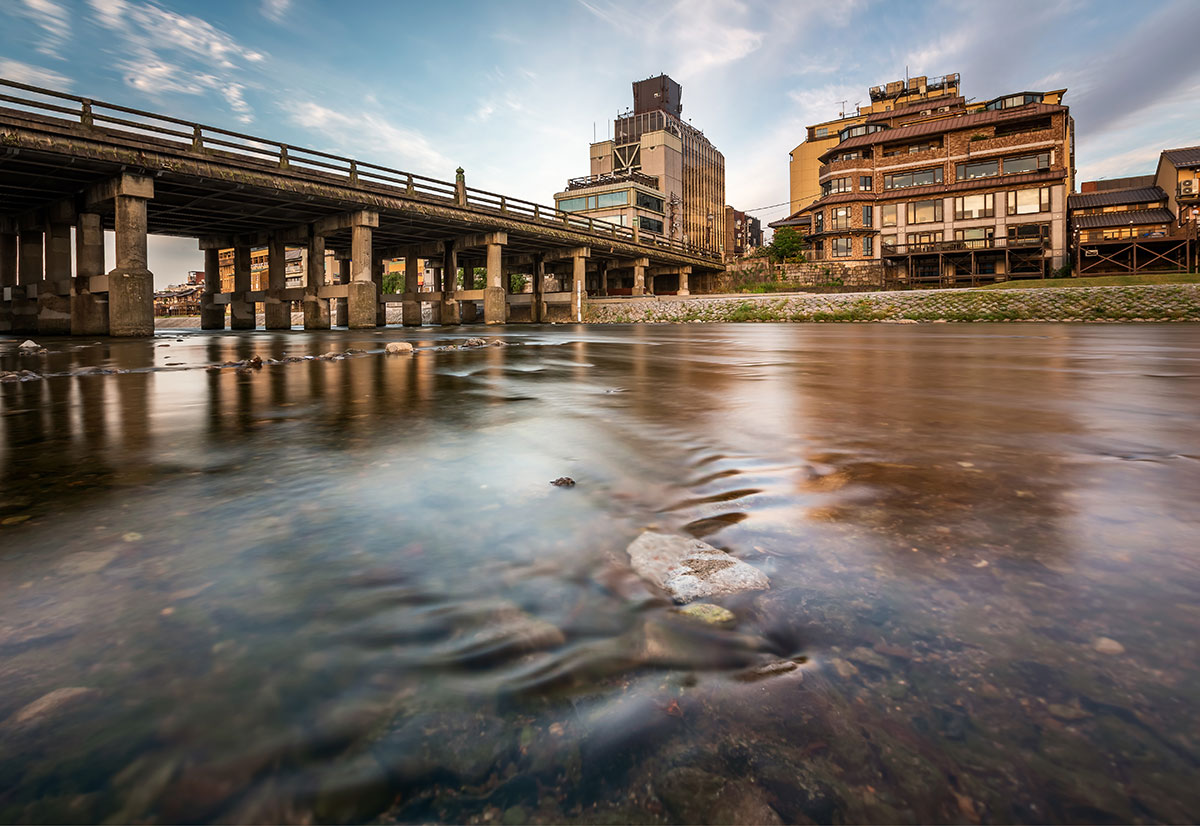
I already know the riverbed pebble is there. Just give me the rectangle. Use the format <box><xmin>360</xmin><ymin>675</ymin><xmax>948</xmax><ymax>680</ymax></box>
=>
<box><xmin>626</xmin><ymin>531</ymin><xmax>770</xmax><ymax>603</ymax></box>
<box><xmin>385</xmin><ymin>341</ymin><xmax>414</xmax><ymax>354</ymax></box>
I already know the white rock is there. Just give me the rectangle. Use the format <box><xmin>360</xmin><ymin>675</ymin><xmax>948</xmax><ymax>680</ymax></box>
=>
<box><xmin>626</xmin><ymin>531</ymin><xmax>769</xmax><ymax>603</ymax></box>
<box><xmin>18</xmin><ymin>340</ymin><xmax>41</xmax><ymax>350</ymax></box>
<box><xmin>385</xmin><ymin>341</ymin><xmax>414</xmax><ymax>354</ymax></box>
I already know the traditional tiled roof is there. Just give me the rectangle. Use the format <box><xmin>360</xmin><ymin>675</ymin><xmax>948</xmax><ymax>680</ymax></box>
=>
<box><xmin>1162</xmin><ymin>146</ymin><xmax>1200</xmax><ymax>169</ymax></box>
<box><xmin>1069</xmin><ymin>186</ymin><xmax>1167</xmax><ymax>210</ymax></box>
<box><xmin>1072</xmin><ymin>208</ymin><xmax>1175</xmax><ymax>229</ymax></box>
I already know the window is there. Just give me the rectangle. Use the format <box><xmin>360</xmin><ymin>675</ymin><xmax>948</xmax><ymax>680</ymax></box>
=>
<box><xmin>813</xmin><ymin>211</ymin><xmax>824</xmax><ymax>233</ymax></box>
<box><xmin>832</xmin><ymin>237</ymin><xmax>852</xmax><ymax>257</ymax></box>
<box><xmin>995</xmin><ymin>116</ymin><xmax>1051</xmax><ymax>137</ymax></box>
<box><xmin>882</xmin><ymin>141</ymin><xmax>940</xmax><ymax>156</ymax></box>
<box><xmin>881</xmin><ymin>204</ymin><xmax>897</xmax><ymax>227</ymax></box>
<box><xmin>860</xmin><ymin>176</ymin><xmax>873</xmax><ymax>191</ymax></box>
<box><xmin>907</xmin><ymin>199</ymin><xmax>943</xmax><ymax>224</ymax></box>
<box><xmin>814</xmin><ymin>127</ymin><xmax>828</xmax><ymax>138</ymax></box>
<box><xmin>636</xmin><ymin>192</ymin><xmax>664</xmax><ymax>212</ymax></box>
<box><xmin>558</xmin><ymin>196</ymin><xmax>587</xmax><ymax>212</ymax></box>
<box><xmin>907</xmin><ymin>231</ymin><xmax>943</xmax><ymax>251</ymax></box>
<box><xmin>1003</xmin><ymin>152</ymin><xmax>1051</xmax><ymax>175</ymax></box>
<box><xmin>862</xmin><ymin>205</ymin><xmax>873</xmax><ymax>228</ymax></box>
<box><xmin>596</xmin><ymin>191</ymin><xmax>629</xmax><ymax>208</ymax></box>
<box><xmin>884</xmin><ymin>167</ymin><xmax>943</xmax><ymax>190</ymax></box>
<box><xmin>834</xmin><ymin>149</ymin><xmax>868</xmax><ymax>162</ymax></box>
<box><xmin>1007</xmin><ymin>223</ymin><xmax>1049</xmax><ymax>244</ymax></box>
<box><xmin>953</xmin><ymin>227</ymin><xmax>994</xmax><ymax>249</ymax></box>
<box><xmin>838</xmin><ymin>123</ymin><xmax>885</xmax><ymax>141</ymax></box>
<box><xmin>985</xmin><ymin>93</ymin><xmax>1044</xmax><ymax>111</ymax></box>
<box><xmin>954</xmin><ymin>193</ymin><xmax>994</xmax><ymax>220</ymax></box>
<box><xmin>956</xmin><ymin>159</ymin><xmax>999</xmax><ymax>180</ymax></box>
<box><xmin>822</xmin><ymin>177</ymin><xmax>852</xmax><ymax>196</ymax></box>
<box><xmin>1007</xmin><ymin>187</ymin><xmax>1051</xmax><ymax>215</ymax></box>
<box><xmin>831</xmin><ymin>207</ymin><xmax>852</xmax><ymax>230</ymax></box>
<box><xmin>639</xmin><ymin>216</ymin><xmax>664</xmax><ymax>233</ymax></box>
<box><xmin>881</xmin><ymin>234</ymin><xmax>897</xmax><ymax>250</ymax></box>
<box><xmin>863</xmin><ymin>236</ymin><xmax>873</xmax><ymax>256</ymax></box>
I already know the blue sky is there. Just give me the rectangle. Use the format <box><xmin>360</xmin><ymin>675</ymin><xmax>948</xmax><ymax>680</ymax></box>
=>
<box><xmin>2</xmin><ymin>0</ymin><xmax>1199</xmax><ymax>283</ymax></box>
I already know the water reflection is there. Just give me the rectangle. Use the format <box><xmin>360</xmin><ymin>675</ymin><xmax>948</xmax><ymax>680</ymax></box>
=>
<box><xmin>1</xmin><ymin>324</ymin><xmax>1199</xmax><ymax>824</ymax></box>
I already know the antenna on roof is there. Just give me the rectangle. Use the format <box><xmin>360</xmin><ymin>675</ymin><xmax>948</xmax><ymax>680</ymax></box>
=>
<box><xmin>837</xmin><ymin>99</ymin><xmax>848</xmax><ymax>118</ymax></box>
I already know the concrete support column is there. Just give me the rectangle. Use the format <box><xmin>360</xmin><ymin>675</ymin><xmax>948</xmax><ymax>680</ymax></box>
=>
<box><xmin>460</xmin><ymin>260</ymin><xmax>479</xmax><ymax>322</ymax></box>
<box><xmin>372</xmin><ymin>253</ymin><xmax>386</xmax><ymax>326</ymax></box>
<box><xmin>230</xmin><ymin>243</ymin><xmax>254</xmax><ymax>330</ymax></box>
<box><xmin>347</xmin><ymin>220</ymin><xmax>376</xmax><ymax>329</ymax></box>
<box><xmin>72</xmin><ymin>213</ymin><xmax>109</xmax><ymax>335</ymax></box>
<box><xmin>484</xmin><ymin>241</ymin><xmax>505</xmax><ymax>325</ymax></box>
<box><xmin>440</xmin><ymin>245</ymin><xmax>460</xmax><ymax>325</ymax></box>
<box><xmin>632</xmin><ymin>263</ymin><xmax>646</xmax><ymax>296</ymax></box>
<box><xmin>13</xmin><ymin>225</ymin><xmax>43</xmax><ymax>333</ymax></box>
<box><xmin>0</xmin><ymin>230</ymin><xmax>15</xmax><ymax>332</ymax></box>
<box><xmin>401</xmin><ymin>255</ymin><xmax>421</xmax><ymax>326</ymax></box>
<box><xmin>599</xmin><ymin>260</ymin><xmax>609</xmax><ymax>296</ymax></box>
<box><xmin>200</xmin><ymin>247</ymin><xmax>225</xmax><ymax>330</ymax></box>
<box><xmin>39</xmin><ymin>208</ymin><xmax>73</xmax><ymax>334</ymax></box>
<box><xmin>335</xmin><ymin>257</ymin><xmax>350</xmax><ymax>327</ymax></box>
<box><xmin>678</xmin><ymin>266</ymin><xmax>691</xmax><ymax>296</ymax></box>
<box><xmin>264</xmin><ymin>236</ymin><xmax>290</xmax><ymax>330</ymax></box>
<box><xmin>108</xmin><ymin>194</ymin><xmax>155</xmax><ymax>336</ymax></box>
<box><xmin>531</xmin><ymin>257</ymin><xmax>545</xmax><ymax>323</ymax></box>
<box><xmin>303</xmin><ymin>233</ymin><xmax>330</xmax><ymax>330</ymax></box>
<box><xmin>571</xmin><ymin>253</ymin><xmax>586</xmax><ymax>323</ymax></box>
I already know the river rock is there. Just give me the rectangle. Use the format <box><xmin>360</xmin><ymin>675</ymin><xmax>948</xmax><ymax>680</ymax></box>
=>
<box><xmin>10</xmin><ymin>686</ymin><xmax>96</xmax><ymax>725</ymax></box>
<box><xmin>18</xmin><ymin>339</ymin><xmax>42</xmax><ymax>350</ymax></box>
<box><xmin>1092</xmin><ymin>636</ymin><xmax>1125</xmax><ymax>655</ymax></box>
<box><xmin>626</xmin><ymin>532</ymin><xmax>769</xmax><ymax>603</ymax></box>
<box><xmin>384</xmin><ymin>341</ymin><xmax>413</xmax><ymax>355</ymax></box>
<box><xmin>673</xmin><ymin>603</ymin><xmax>736</xmax><ymax>626</ymax></box>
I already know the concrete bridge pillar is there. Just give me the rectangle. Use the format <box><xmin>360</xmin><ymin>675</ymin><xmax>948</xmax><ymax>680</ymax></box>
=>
<box><xmin>0</xmin><ymin>227</ymin><xmax>17</xmax><ymax>332</ymax></box>
<box><xmin>230</xmin><ymin>243</ymin><xmax>254</xmax><ymax>330</ymax></box>
<box><xmin>347</xmin><ymin>216</ymin><xmax>376</xmax><ymax>329</ymax></box>
<box><xmin>632</xmin><ymin>262</ymin><xmax>646</xmax><ymax>296</ymax></box>
<box><xmin>599</xmin><ymin>260</ymin><xmax>609</xmax><ymax>296</ymax></box>
<box><xmin>531</xmin><ymin>257</ymin><xmax>545</xmax><ymax>323</ymax></box>
<box><xmin>571</xmin><ymin>251</ymin><xmax>586</xmax><ymax>322</ymax></box>
<box><xmin>371</xmin><ymin>252</ymin><xmax>386</xmax><ymax>326</ymax></box>
<box><xmin>401</xmin><ymin>254</ymin><xmax>420</xmax><ymax>326</ymax></box>
<box><xmin>461</xmin><ymin>260</ymin><xmax>478</xmax><ymax>323</ymax></box>
<box><xmin>440</xmin><ymin>245</ymin><xmax>460</xmax><ymax>325</ymax></box>
<box><xmin>335</xmin><ymin>256</ymin><xmax>350</xmax><ymax>327</ymax></box>
<box><xmin>265</xmin><ymin>236</ymin><xmax>290</xmax><ymax>330</ymax></box>
<box><xmin>303</xmin><ymin>232</ymin><xmax>330</xmax><ymax>330</ymax></box>
<box><xmin>484</xmin><ymin>241</ymin><xmax>505</xmax><ymax>325</ymax></box>
<box><xmin>72</xmin><ymin>213</ymin><xmax>109</xmax><ymax>335</ymax></box>
<box><xmin>38</xmin><ymin>204</ymin><xmax>73</xmax><ymax>334</ymax></box>
<box><xmin>678</xmin><ymin>266</ymin><xmax>692</xmax><ymax>296</ymax></box>
<box><xmin>200</xmin><ymin>247</ymin><xmax>225</xmax><ymax>330</ymax></box>
<box><xmin>106</xmin><ymin>175</ymin><xmax>155</xmax><ymax>337</ymax></box>
<box><xmin>14</xmin><ymin>221</ymin><xmax>43</xmax><ymax>334</ymax></box>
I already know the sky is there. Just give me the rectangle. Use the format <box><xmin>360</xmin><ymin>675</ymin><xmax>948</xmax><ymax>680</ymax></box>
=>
<box><xmin>2</xmin><ymin>0</ymin><xmax>1199</xmax><ymax>286</ymax></box>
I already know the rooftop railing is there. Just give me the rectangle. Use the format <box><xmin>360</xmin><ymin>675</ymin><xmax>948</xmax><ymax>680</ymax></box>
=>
<box><xmin>881</xmin><ymin>237</ymin><xmax>1047</xmax><ymax>255</ymax></box>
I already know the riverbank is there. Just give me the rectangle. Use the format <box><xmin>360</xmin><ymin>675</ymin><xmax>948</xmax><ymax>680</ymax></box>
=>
<box><xmin>585</xmin><ymin>283</ymin><xmax>1200</xmax><ymax>323</ymax></box>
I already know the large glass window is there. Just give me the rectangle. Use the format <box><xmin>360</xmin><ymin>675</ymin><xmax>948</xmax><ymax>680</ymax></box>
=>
<box><xmin>881</xmin><ymin>204</ymin><xmax>898</xmax><ymax>227</ymax></box>
<box><xmin>956</xmin><ymin>159</ymin><xmax>999</xmax><ymax>180</ymax></box>
<box><xmin>1007</xmin><ymin>223</ymin><xmax>1049</xmax><ymax>244</ymax></box>
<box><xmin>907</xmin><ymin>231</ymin><xmax>943</xmax><ymax>251</ymax></box>
<box><xmin>954</xmin><ymin>193</ymin><xmax>995</xmax><ymax>220</ymax></box>
<box><xmin>862</xmin><ymin>205</ymin><xmax>873</xmax><ymax>228</ymax></box>
<box><xmin>985</xmin><ymin>93</ymin><xmax>1044</xmax><ymax>111</ymax></box>
<box><xmin>863</xmin><ymin>236</ymin><xmax>873</xmax><ymax>256</ymax></box>
<box><xmin>596</xmin><ymin>190</ymin><xmax>629</xmax><ymax>208</ymax></box>
<box><xmin>558</xmin><ymin>196</ymin><xmax>587</xmax><ymax>212</ymax></box>
<box><xmin>1006</xmin><ymin>187</ymin><xmax>1050</xmax><ymax>216</ymax></box>
<box><xmin>1003</xmin><ymin>152</ymin><xmax>1052</xmax><ymax>175</ymax></box>
<box><xmin>635</xmin><ymin>192</ymin><xmax>663</xmax><ymax>212</ymax></box>
<box><xmin>830</xmin><ymin>207</ymin><xmax>852</xmax><ymax>230</ymax></box>
<box><xmin>881</xmin><ymin>234</ymin><xmax>897</xmax><ymax>249</ymax></box>
<box><xmin>822</xmin><ymin>177</ymin><xmax>852</xmax><ymax>196</ymax></box>
<box><xmin>884</xmin><ymin>167</ymin><xmax>943</xmax><ymax>190</ymax></box>
<box><xmin>832</xmin><ymin>237</ymin><xmax>853</xmax><ymax>257</ymax></box>
<box><xmin>954</xmin><ymin>227</ymin><xmax>994</xmax><ymax>249</ymax></box>
<box><xmin>639</xmin><ymin>216</ymin><xmax>664</xmax><ymax>233</ymax></box>
<box><xmin>906</xmin><ymin>199</ymin><xmax>943</xmax><ymax>224</ymax></box>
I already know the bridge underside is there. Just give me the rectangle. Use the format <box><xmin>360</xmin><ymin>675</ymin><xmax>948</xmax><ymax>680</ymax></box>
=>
<box><xmin>0</xmin><ymin>94</ymin><xmax>720</xmax><ymax>336</ymax></box>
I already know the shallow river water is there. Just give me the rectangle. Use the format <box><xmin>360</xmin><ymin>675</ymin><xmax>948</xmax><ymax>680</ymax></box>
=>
<box><xmin>1</xmin><ymin>323</ymin><xmax>1198</xmax><ymax>824</ymax></box>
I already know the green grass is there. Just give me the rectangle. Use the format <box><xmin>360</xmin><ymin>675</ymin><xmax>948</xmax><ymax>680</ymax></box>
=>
<box><xmin>976</xmin><ymin>273</ymin><xmax>1200</xmax><ymax>290</ymax></box>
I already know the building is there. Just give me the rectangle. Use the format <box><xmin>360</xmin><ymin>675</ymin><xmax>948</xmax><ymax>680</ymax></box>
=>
<box><xmin>153</xmin><ymin>285</ymin><xmax>201</xmax><ymax>316</ymax></box>
<box><xmin>555</xmin><ymin>74</ymin><xmax>726</xmax><ymax>254</ymax></box>
<box><xmin>723</xmin><ymin>206</ymin><xmax>762</xmax><ymax>259</ymax></box>
<box><xmin>773</xmin><ymin>76</ymin><xmax>1075</xmax><ymax>286</ymax></box>
<box><xmin>1069</xmin><ymin>146</ymin><xmax>1199</xmax><ymax>276</ymax></box>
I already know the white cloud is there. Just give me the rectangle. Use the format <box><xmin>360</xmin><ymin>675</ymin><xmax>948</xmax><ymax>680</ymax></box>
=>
<box><xmin>0</xmin><ymin>58</ymin><xmax>72</xmax><ymax>88</ymax></box>
<box><xmin>261</xmin><ymin>0</ymin><xmax>291</xmax><ymax>23</ymax></box>
<box><xmin>287</xmin><ymin>101</ymin><xmax>452</xmax><ymax>174</ymax></box>
<box><xmin>17</xmin><ymin>0</ymin><xmax>71</xmax><ymax>59</ymax></box>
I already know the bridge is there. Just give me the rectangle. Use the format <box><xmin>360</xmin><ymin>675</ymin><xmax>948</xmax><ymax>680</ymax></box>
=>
<box><xmin>0</xmin><ymin>78</ymin><xmax>722</xmax><ymax>336</ymax></box>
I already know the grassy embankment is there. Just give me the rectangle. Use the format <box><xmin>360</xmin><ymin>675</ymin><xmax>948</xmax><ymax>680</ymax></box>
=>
<box><xmin>977</xmin><ymin>274</ymin><xmax>1200</xmax><ymax>290</ymax></box>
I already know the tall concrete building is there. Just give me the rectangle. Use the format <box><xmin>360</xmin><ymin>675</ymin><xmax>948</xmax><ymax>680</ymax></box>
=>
<box><xmin>555</xmin><ymin>75</ymin><xmax>726</xmax><ymax>255</ymax></box>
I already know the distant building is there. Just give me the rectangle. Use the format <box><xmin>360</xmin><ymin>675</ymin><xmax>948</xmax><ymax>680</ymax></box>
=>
<box><xmin>556</xmin><ymin>74</ymin><xmax>726</xmax><ymax>254</ymax></box>
<box><xmin>723</xmin><ymin>207</ymin><xmax>762</xmax><ymax>259</ymax></box>
<box><xmin>153</xmin><ymin>285</ymin><xmax>200</xmax><ymax>316</ymax></box>
<box><xmin>773</xmin><ymin>76</ymin><xmax>1075</xmax><ymax>285</ymax></box>
<box><xmin>1069</xmin><ymin>146</ymin><xmax>1199</xmax><ymax>275</ymax></box>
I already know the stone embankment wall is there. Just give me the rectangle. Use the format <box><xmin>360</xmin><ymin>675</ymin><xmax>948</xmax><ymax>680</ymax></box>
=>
<box><xmin>585</xmin><ymin>284</ymin><xmax>1200</xmax><ymax>324</ymax></box>
<box><xmin>715</xmin><ymin>259</ymin><xmax>885</xmax><ymax>293</ymax></box>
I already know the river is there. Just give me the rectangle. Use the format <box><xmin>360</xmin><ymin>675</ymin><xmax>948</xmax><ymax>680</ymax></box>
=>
<box><xmin>1</xmin><ymin>323</ymin><xmax>1198</xmax><ymax>824</ymax></box>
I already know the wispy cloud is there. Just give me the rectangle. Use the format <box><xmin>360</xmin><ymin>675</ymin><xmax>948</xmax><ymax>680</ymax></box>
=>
<box><xmin>17</xmin><ymin>0</ymin><xmax>71</xmax><ymax>59</ymax></box>
<box><xmin>261</xmin><ymin>0</ymin><xmax>291</xmax><ymax>23</ymax></box>
<box><xmin>0</xmin><ymin>58</ymin><xmax>72</xmax><ymax>88</ymax></box>
<box><xmin>287</xmin><ymin>101</ymin><xmax>452</xmax><ymax>174</ymax></box>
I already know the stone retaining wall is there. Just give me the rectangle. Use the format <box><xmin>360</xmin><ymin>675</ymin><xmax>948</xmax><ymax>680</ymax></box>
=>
<box><xmin>717</xmin><ymin>259</ymin><xmax>885</xmax><ymax>293</ymax></box>
<box><xmin>585</xmin><ymin>284</ymin><xmax>1200</xmax><ymax>324</ymax></box>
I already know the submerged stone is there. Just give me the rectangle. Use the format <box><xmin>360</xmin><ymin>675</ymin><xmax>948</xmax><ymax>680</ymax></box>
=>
<box><xmin>673</xmin><ymin>603</ymin><xmax>736</xmax><ymax>626</ymax></box>
<box><xmin>385</xmin><ymin>341</ymin><xmax>414</xmax><ymax>354</ymax></box>
<box><xmin>626</xmin><ymin>531</ymin><xmax>770</xmax><ymax>603</ymax></box>
<box><xmin>1093</xmin><ymin>636</ymin><xmax>1125</xmax><ymax>655</ymax></box>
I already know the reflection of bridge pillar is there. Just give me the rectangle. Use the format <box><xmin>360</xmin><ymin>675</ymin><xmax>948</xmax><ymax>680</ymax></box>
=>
<box><xmin>108</xmin><ymin>176</ymin><xmax>156</xmax><ymax>337</ymax></box>
<box><xmin>14</xmin><ymin>220</ymin><xmax>43</xmax><ymax>333</ymax></box>
<box><xmin>347</xmin><ymin>214</ymin><xmax>377</xmax><ymax>329</ymax></box>
<box><xmin>200</xmin><ymin>246</ymin><xmax>225</xmax><ymax>330</ymax></box>
<box><xmin>335</xmin><ymin>256</ymin><xmax>350</xmax><ymax>327</ymax></box>
<box><xmin>73</xmin><ymin>213</ymin><xmax>109</xmax><ymax>334</ymax></box>
<box><xmin>0</xmin><ymin>226</ymin><xmax>16</xmax><ymax>332</ymax></box>
<box><xmin>571</xmin><ymin>251</ymin><xmax>586</xmax><ymax>322</ymax></box>
<box><xmin>441</xmin><ymin>244</ymin><xmax>460</xmax><ymax>325</ymax></box>
<box><xmin>304</xmin><ymin>232</ymin><xmax>330</xmax><ymax>330</ymax></box>
<box><xmin>230</xmin><ymin>243</ymin><xmax>255</xmax><ymax>329</ymax></box>
<box><xmin>264</xmin><ymin>235</ymin><xmax>290</xmax><ymax>330</ymax></box>
<box><xmin>38</xmin><ymin>203</ymin><xmax>73</xmax><ymax>334</ymax></box>
<box><xmin>484</xmin><ymin>241</ymin><xmax>505</xmax><ymax>324</ymax></box>
<box><xmin>401</xmin><ymin>254</ymin><xmax>421</xmax><ymax>326</ymax></box>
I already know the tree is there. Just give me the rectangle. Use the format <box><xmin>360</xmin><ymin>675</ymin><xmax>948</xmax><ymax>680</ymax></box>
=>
<box><xmin>382</xmin><ymin>271</ymin><xmax>404</xmax><ymax>294</ymax></box>
<box><xmin>767</xmin><ymin>226</ymin><xmax>805</xmax><ymax>263</ymax></box>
